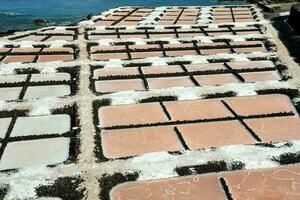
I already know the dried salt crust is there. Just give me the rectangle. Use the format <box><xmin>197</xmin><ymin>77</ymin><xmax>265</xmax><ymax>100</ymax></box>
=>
<box><xmin>0</xmin><ymin>107</ymin><xmax>76</xmax><ymax>171</ymax></box>
<box><xmin>89</xmin><ymin>34</ymin><xmax>272</xmax><ymax>45</ymax></box>
<box><xmin>0</xmin><ymin>5</ymin><xmax>300</xmax><ymax>200</ymax></box>
<box><xmin>0</xmin><ymin>67</ymin><xmax>78</xmax><ymax>102</ymax></box>
<box><xmin>88</xmin><ymin>23</ymin><xmax>267</xmax><ymax>31</ymax></box>
<box><xmin>86</xmin><ymin>25</ymin><xmax>269</xmax><ymax>40</ymax></box>
<box><xmin>0</xmin><ymin>26</ymin><xmax>80</xmax><ymax>43</ymax></box>
<box><xmin>0</xmin><ymin>137</ymin><xmax>70</xmax><ymax>171</ymax></box>
<box><xmin>79</xmin><ymin>5</ymin><xmax>265</xmax><ymax>28</ymax></box>
<box><xmin>0</xmin><ymin>40</ymin><xmax>77</xmax><ymax>48</ymax></box>
<box><xmin>0</xmin><ymin>52</ymin><xmax>278</xmax><ymax>76</ymax></box>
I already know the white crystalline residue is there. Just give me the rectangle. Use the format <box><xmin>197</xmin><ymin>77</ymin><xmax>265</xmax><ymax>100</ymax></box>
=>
<box><xmin>44</xmin><ymin>40</ymin><xmax>70</xmax><ymax>48</ymax></box>
<box><xmin>197</xmin><ymin>34</ymin><xmax>269</xmax><ymax>42</ymax></box>
<box><xmin>18</xmin><ymin>41</ymin><xmax>34</xmax><ymax>48</ymax></box>
<box><xmin>104</xmin><ymin>59</ymin><xmax>123</xmax><ymax>68</ymax></box>
<box><xmin>132</xmin><ymin>141</ymin><xmax>300</xmax><ymax>180</ymax></box>
<box><xmin>0</xmin><ymin>41</ymin><xmax>32</xmax><ymax>48</ymax></box>
<box><xmin>98</xmin><ymin>39</ymin><xmax>114</xmax><ymax>46</ymax></box>
<box><xmin>223</xmin><ymin>53</ymin><xmax>251</xmax><ymax>62</ymax></box>
<box><xmin>0</xmin><ymin>64</ymin><xmax>19</xmax><ymax>75</ymax></box>
<box><xmin>91</xmin><ymin>15</ymin><xmax>103</xmax><ymax>21</ymax></box>
<box><xmin>36</xmin><ymin>198</ymin><xmax>62</xmax><ymax>200</ymax></box>
<box><xmin>54</xmin><ymin>27</ymin><xmax>66</xmax><ymax>31</ymax></box>
<box><xmin>220</xmin><ymin>141</ymin><xmax>300</xmax><ymax>169</ymax></box>
<box><xmin>199</xmin><ymin>36</ymin><xmax>213</xmax><ymax>43</ymax></box>
<box><xmin>2</xmin><ymin>166</ymin><xmax>54</xmax><ymax>200</ymax></box>
<box><xmin>232</xmin><ymin>22</ymin><xmax>249</xmax><ymax>27</ymax></box>
<box><xmin>219</xmin><ymin>35</ymin><xmax>245</xmax><ymax>42</ymax></box>
<box><xmin>139</xmin><ymin>7</ymin><xmax>167</xmax><ymax>25</ymax></box>
<box><xmin>40</xmin><ymin>62</ymin><xmax>63</xmax><ymax>74</ymax></box>
<box><xmin>155</xmin><ymin>86</ymin><xmax>199</xmax><ymax>101</ymax></box>
<box><xmin>228</xmin><ymin>83</ymin><xmax>258</xmax><ymax>96</ymax></box>
<box><xmin>234</xmin><ymin>56</ymin><xmax>250</xmax><ymax>62</ymax></box>
<box><xmin>108</xmin><ymin>74</ymin><xmax>291</xmax><ymax>105</ymax></box>
<box><xmin>144</xmin><ymin>57</ymin><xmax>168</xmax><ymax>66</ymax></box>
<box><xmin>219</xmin><ymin>22</ymin><xmax>264</xmax><ymax>27</ymax></box>
<box><xmin>200</xmin><ymin>7</ymin><xmax>212</xmax><ymax>14</ymax></box>
<box><xmin>121</xmin><ymin>140</ymin><xmax>300</xmax><ymax>181</ymax></box>
<box><xmin>117</xmin><ymin>52</ymin><xmax>276</xmax><ymax>70</ymax></box>
<box><xmin>156</xmin><ymin>6</ymin><xmax>167</xmax><ymax>11</ymax></box>
<box><xmin>208</xmin><ymin>24</ymin><xmax>219</xmax><ymax>29</ymax></box>
<box><xmin>79</xmin><ymin>20</ymin><xmax>95</xmax><ymax>26</ymax></box>
<box><xmin>0</xmin><ymin>100</ymin><xmax>8</xmax><ymax>110</ymax></box>
<box><xmin>182</xmin><ymin>55</ymin><xmax>208</xmax><ymax>64</ymax></box>
<box><xmin>109</xmin><ymin>58</ymin><xmax>124</xmax><ymax>62</ymax></box>
<box><xmin>132</xmin><ymin>38</ymin><xmax>146</xmax><ymax>45</ymax></box>
<box><xmin>173</xmin><ymin>87</ymin><xmax>199</xmax><ymax>100</ymax></box>
<box><xmin>196</xmin><ymin>8</ymin><xmax>212</xmax><ymax>23</ymax></box>
<box><xmin>92</xmin><ymin>9</ymin><xmax>117</xmax><ymax>22</ymax></box>
<box><xmin>109</xmin><ymin>83</ymin><xmax>199</xmax><ymax>105</ymax></box>
<box><xmin>231</xmin><ymin>80</ymin><xmax>291</xmax><ymax>96</ymax></box>
<box><xmin>101</xmin><ymin>51</ymin><xmax>275</xmax><ymax>70</ymax></box>
<box><xmin>205</xmin><ymin>53</ymin><xmax>250</xmax><ymax>62</ymax></box>
<box><xmin>93</xmin><ymin>26</ymin><xmax>105</xmax><ymax>31</ymax></box>
<box><xmin>179</xmin><ymin>25</ymin><xmax>191</xmax><ymax>29</ymax></box>
<box><xmin>244</xmin><ymin>34</ymin><xmax>270</xmax><ymax>40</ymax></box>
<box><xmin>128</xmin><ymin>152</ymin><xmax>177</xmax><ymax>180</ymax></box>
<box><xmin>126</xmin><ymin>25</ymin><xmax>138</xmax><ymax>29</ymax></box>
<box><xmin>197</xmin><ymin>14</ymin><xmax>211</xmax><ymax>19</ymax></box>
<box><xmin>196</xmin><ymin>19</ymin><xmax>212</xmax><ymax>24</ymax></box>
<box><xmin>30</xmin><ymin>97</ymin><xmax>58</xmax><ymax>116</ymax></box>
<box><xmin>94</xmin><ymin>26</ymin><xmax>106</xmax><ymax>31</ymax></box>
<box><xmin>219</xmin><ymin>145</ymin><xmax>277</xmax><ymax>169</ymax></box>
<box><xmin>110</xmin><ymin>90</ymin><xmax>141</xmax><ymax>105</ymax></box>
<box><xmin>139</xmin><ymin>20</ymin><xmax>155</xmax><ymax>25</ymax></box>
<box><xmin>247</xmin><ymin>51</ymin><xmax>277</xmax><ymax>60</ymax></box>
<box><xmin>165</xmin><ymin>38</ymin><xmax>181</xmax><ymax>44</ymax></box>
<box><xmin>153</xmin><ymin>26</ymin><xmax>164</xmax><ymax>30</ymax></box>
<box><xmin>260</xmin><ymin>20</ymin><xmax>270</xmax><ymax>25</ymax></box>
<box><xmin>3</xmin><ymin>38</ymin><xmax>72</xmax><ymax>48</ymax></box>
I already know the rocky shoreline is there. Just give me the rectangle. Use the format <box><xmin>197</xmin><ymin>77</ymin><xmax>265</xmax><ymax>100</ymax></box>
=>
<box><xmin>0</xmin><ymin>14</ymin><xmax>89</xmax><ymax>37</ymax></box>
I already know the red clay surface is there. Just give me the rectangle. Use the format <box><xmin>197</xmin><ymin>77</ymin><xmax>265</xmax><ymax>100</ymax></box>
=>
<box><xmin>0</xmin><ymin>4</ymin><xmax>299</xmax><ymax>200</ymax></box>
<box><xmin>93</xmin><ymin>8</ymin><xmax>152</xmax><ymax>26</ymax></box>
<box><xmin>101</xmin><ymin>126</ymin><xmax>183</xmax><ymax>158</ymax></box>
<box><xmin>213</xmin><ymin>7</ymin><xmax>254</xmax><ymax>23</ymax></box>
<box><xmin>98</xmin><ymin>94</ymin><xmax>299</xmax><ymax>158</ymax></box>
<box><xmin>92</xmin><ymin>60</ymin><xmax>280</xmax><ymax>93</ymax></box>
<box><xmin>89</xmin><ymin>41</ymin><xmax>267</xmax><ymax>61</ymax></box>
<box><xmin>0</xmin><ymin>47</ymin><xmax>75</xmax><ymax>63</ymax></box>
<box><xmin>87</xmin><ymin>26</ymin><xmax>262</xmax><ymax>40</ymax></box>
<box><xmin>91</xmin><ymin>6</ymin><xmax>256</xmax><ymax>26</ymax></box>
<box><xmin>111</xmin><ymin>165</ymin><xmax>300</xmax><ymax>200</ymax></box>
<box><xmin>9</xmin><ymin>29</ymin><xmax>76</xmax><ymax>42</ymax></box>
<box><xmin>157</xmin><ymin>8</ymin><xmax>200</xmax><ymax>25</ymax></box>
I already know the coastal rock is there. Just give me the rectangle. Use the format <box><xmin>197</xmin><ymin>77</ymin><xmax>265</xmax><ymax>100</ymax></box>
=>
<box><xmin>86</xmin><ymin>13</ymin><xmax>93</xmax><ymax>20</ymax></box>
<box><xmin>288</xmin><ymin>3</ymin><xmax>300</xmax><ymax>34</ymax></box>
<box><xmin>34</xmin><ymin>19</ymin><xmax>50</xmax><ymax>26</ymax></box>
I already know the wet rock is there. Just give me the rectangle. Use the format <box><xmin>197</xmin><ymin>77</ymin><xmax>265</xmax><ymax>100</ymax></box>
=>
<box><xmin>34</xmin><ymin>19</ymin><xmax>49</xmax><ymax>26</ymax></box>
<box><xmin>288</xmin><ymin>3</ymin><xmax>300</xmax><ymax>34</ymax></box>
<box><xmin>86</xmin><ymin>13</ymin><xmax>93</xmax><ymax>20</ymax></box>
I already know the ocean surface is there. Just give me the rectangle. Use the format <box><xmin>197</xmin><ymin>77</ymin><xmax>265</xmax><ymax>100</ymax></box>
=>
<box><xmin>0</xmin><ymin>0</ymin><xmax>246</xmax><ymax>32</ymax></box>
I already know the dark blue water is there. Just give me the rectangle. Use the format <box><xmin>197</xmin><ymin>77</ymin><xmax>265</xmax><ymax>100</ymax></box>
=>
<box><xmin>0</xmin><ymin>0</ymin><xmax>246</xmax><ymax>32</ymax></box>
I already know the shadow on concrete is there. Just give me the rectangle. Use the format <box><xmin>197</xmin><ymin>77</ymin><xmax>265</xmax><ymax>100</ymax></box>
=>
<box><xmin>271</xmin><ymin>16</ymin><xmax>300</xmax><ymax>65</ymax></box>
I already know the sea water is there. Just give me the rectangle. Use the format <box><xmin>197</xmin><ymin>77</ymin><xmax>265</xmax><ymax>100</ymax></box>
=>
<box><xmin>0</xmin><ymin>0</ymin><xmax>245</xmax><ymax>32</ymax></box>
